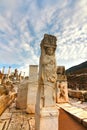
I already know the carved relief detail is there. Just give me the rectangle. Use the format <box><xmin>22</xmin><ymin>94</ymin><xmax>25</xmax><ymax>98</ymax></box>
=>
<box><xmin>39</xmin><ymin>34</ymin><xmax>57</xmax><ymax>107</ymax></box>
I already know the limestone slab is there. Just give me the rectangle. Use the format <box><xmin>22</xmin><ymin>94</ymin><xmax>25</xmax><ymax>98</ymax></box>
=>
<box><xmin>72</xmin><ymin>111</ymin><xmax>87</xmax><ymax>123</ymax></box>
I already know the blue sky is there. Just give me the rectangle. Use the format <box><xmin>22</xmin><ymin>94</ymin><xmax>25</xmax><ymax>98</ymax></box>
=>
<box><xmin>0</xmin><ymin>0</ymin><xmax>87</xmax><ymax>76</ymax></box>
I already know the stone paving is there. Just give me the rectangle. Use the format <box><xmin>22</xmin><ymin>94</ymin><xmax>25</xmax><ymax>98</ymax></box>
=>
<box><xmin>0</xmin><ymin>98</ymin><xmax>87</xmax><ymax>130</ymax></box>
<box><xmin>0</xmin><ymin>100</ymin><xmax>35</xmax><ymax>130</ymax></box>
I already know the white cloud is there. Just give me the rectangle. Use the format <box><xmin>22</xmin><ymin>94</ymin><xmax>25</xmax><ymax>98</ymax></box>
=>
<box><xmin>0</xmin><ymin>0</ymin><xmax>87</xmax><ymax>72</ymax></box>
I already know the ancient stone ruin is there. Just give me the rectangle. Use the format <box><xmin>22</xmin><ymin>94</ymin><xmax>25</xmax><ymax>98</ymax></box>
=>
<box><xmin>16</xmin><ymin>65</ymin><xmax>38</xmax><ymax>113</ymax></box>
<box><xmin>35</xmin><ymin>34</ymin><xmax>58</xmax><ymax>130</ymax></box>
<box><xmin>1</xmin><ymin>34</ymin><xmax>87</xmax><ymax>130</ymax></box>
<box><xmin>26</xmin><ymin>65</ymin><xmax>38</xmax><ymax>113</ymax></box>
<box><xmin>0</xmin><ymin>67</ymin><xmax>17</xmax><ymax>115</ymax></box>
<box><xmin>56</xmin><ymin>66</ymin><xmax>68</xmax><ymax>103</ymax></box>
<box><xmin>16</xmin><ymin>79</ymin><xmax>29</xmax><ymax>109</ymax></box>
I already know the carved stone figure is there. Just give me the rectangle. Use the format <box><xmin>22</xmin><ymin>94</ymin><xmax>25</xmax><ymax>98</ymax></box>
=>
<box><xmin>56</xmin><ymin>66</ymin><xmax>68</xmax><ymax>103</ymax></box>
<box><xmin>35</xmin><ymin>34</ymin><xmax>58</xmax><ymax>130</ymax></box>
<box><xmin>56</xmin><ymin>81</ymin><xmax>68</xmax><ymax>103</ymax></box>
<box><xmin>38</xmin><ymin>34</ymin><xmax>57</xmax><ymax>107</ymax></box>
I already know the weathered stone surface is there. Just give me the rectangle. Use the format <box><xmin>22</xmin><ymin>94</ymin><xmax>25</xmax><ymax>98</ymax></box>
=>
<box><xmin>0</xmin><ymin>92</ymin><xmax>16</xmax><ymax>115</ymax></box>
<box><xmin>35</xmin><ymin>34</ymin><xmax>58</xmax><ymax>130</ymax></box>
<box><xmin>0</xmin><ymin>85</ymin><xmax>8</xmax><ymax>95</ymax></box>
<box><xmin>68</xmin><ymin>89</ymin><xmax>87</xmax><ymax>101</ymax></box>
<box><xmin>57</xmin><ymin>74</ymin><xmax>67</xmax><ymax>81</ymax></box>
<box><xmin>56</xmin><ymin>65</ymin><xmax>69</xmax><ymax>103</ymax></box>
<box><xmin>57</xmin><ymin>66</ymin><xmax>67</xmax><ymax>81</ymax></box>
<box><xmin>35</xmin><ymin>107</ymin><xmax>58</xmax><ymax>130</ymax></box>
<box><xmin>29</xmin><ymin>65</ymin><xmax>38</xmax><ymax>81</ymax></box>
<box><xmin>16</xmin><ymin>79</ymin><xmax>29</xmax><ymax>109</ymax></box>
<box><xmin>57</xmin><ymin>102</ymin><xmax>87</xmax><ymax>127</ymax></box>
<box><xmin>0</xmin><ymin>95</ymin><xmax>9</xmax><ymax>115</ymax></box>
<box><xmin>38</xmin><ymin>34</ymin><xmax>57</xmax><ymax>107</ymax></box>
<box><xmin>73</xmin><ymin>111</ymin><xmax>87</xmax><ymax>123</ymax></box>
<box><xmin>56</xmin><ymin>81</ymin><xmax>69</xmax><ymax>103</ymax></box>
<box><xmin>26</xmin><ymin>65</ymin><xmax>38</xmax><ymax>113</ymax></box>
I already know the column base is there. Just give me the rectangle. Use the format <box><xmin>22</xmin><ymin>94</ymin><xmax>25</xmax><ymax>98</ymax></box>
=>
<box><xmin>35</xmin><ymin>107</ymin><xmax>59</xmax><ymax>130</ymax></box>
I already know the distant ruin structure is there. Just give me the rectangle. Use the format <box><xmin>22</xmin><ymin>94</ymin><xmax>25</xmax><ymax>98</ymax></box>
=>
<box><xmin>14</xmin><ymin>69</ymin><xmax>18</xmax><ymax>80</ymax></box>
<box><xmin>35</xmin><ymin>34</ymin><xmax>58</xmax><ymax>130</ymax></box>
<box><xmin>2</xmin><ymin>66</ymin><xmax>5</xmax><ymax>74</ymax></box>
<box><xmin>0</xmin><ymin>71</ymin><xmax>3</xmax><ymax>84</ymax></box>
<box><xmin>7</xmin><ymin>66</ymin><xmax>11</xmax><ymax>81</ymax></box>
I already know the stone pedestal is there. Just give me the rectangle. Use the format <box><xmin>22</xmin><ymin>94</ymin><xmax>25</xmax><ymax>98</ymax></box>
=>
<box><xmin>26</xmin><ymin>82</ymin><xmax>38</xmax><ymax>113</ymax></box>
<box><xmin>35</xmin><ymin>107</ymin><xmax>58</xmax><ymax>130</ymax></box>
<box><xmin>26</xmin><ymin>65</ymin><xmax>38</xmax><ymax>113</ymax></box>
<box><xmin>56</xmin><ymin>81</ymin><xmax>68</xmax><ymax>103</ymax></box>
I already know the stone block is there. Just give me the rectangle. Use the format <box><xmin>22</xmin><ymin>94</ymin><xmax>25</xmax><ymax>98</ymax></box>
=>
<box><xmin>26</xmin><ymin>65</ymin><xmax>38</xmax><ymax>113</ymax></box>
<box><xmin>16</xmin><ymin>80</ymin><xmax>29</xmax><ymax>109</ymax></box>
<box><xmin>35</xmin><ymin>107</ymin><xmax>59</xmax><ymax>130</ymax></box>
<box><xmin>72</xmin><ymin>111</ymin><xmax>87</xmax><ymax>123</ymax></box>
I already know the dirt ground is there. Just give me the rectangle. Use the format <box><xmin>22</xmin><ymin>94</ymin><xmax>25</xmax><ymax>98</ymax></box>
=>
<box><xmin>59</xmin><ymin>109</ymin><xmax>87</xmax><ymax>130</ymax></box>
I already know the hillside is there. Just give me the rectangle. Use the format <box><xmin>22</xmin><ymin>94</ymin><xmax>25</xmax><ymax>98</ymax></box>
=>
<box><xmin>66</xmin><ymin>61</ymin><xmax>87</xmax><ymax>74</ymax></box>
<box><xmin>66</xmin><ymin>61</ymin><xmax>87</xmax><ymax>90</ymax></box>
